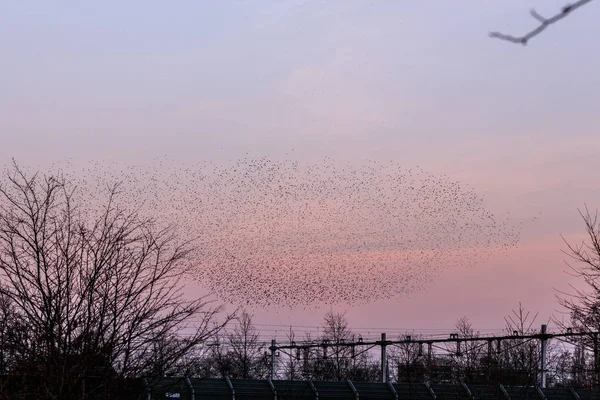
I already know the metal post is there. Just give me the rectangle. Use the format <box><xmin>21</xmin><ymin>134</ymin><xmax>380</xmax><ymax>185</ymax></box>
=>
<box><xmin>304</xmin><ymin>347</ymin><xmax>309</xmax><ymax>376</ymax></box>
<box><xmin>579</xmin><ymin>342</ymin><xmax>585</xmax><ymax>384</ymax></box>
<box><xmin>142</xmin><ymin>378</ymin><xmax>151</xmax><ymax>400</ymax></box>
<box><xmin>540</xmin><ymin>324</ymin><xmax>547</xmax><ymax>389</ymax></box>
<box><xmin>424</xmin><ymin>381</ymin><xmax>436</xmax><ymax>399</ymax></box>
<box><xmin>267</xmin><ymin>378</ymin><xmax>277</xmax><ymax>400</ymax></box>
<box><xmin>186</xmin><ymin>377</ymin><xmax>195</xmax><ymax>400</ymax></box>
<box><xmin>270</xmin><ymin>339</ymin><xmax>276</xmax><ymax>380</ymax></box>
<box><xmin>594</xmin><ymin>333</ymin><xmax>599</xmax><ymax>388</ymax></box>
<box><xmin>347</xmin><ymin>379</ymin><xmax>359</xmax><ymax>400</ymax></box>
<box><xmin>496</xmin><ymin>339</ymin><xmax>502</xmax><ymax>369</ymax></box>
<box><xmin>487</xmin><ymin>340</ymin><xmax>493</xmax><ymax>380</ymax></box>
<box><xmin>388</xmin><ymin>381</ymin><xmax>398</xmax><ymax>400</ymax></box>
<box><xmin>499</xmin><ymin>384</ymin><xmax>510</xmax><ymax>400</ymax></box>
<box><xmin>381</xmin><ymin>333</ymin><xmax>387</xmax><ymax>383</ymax></box>
<box><xmin>462</xmin><ymin>382</ymin><xmax>474</xmax><ymax>400</ymax></box>
<box><xmin>309</xmin><ymin>380</ymin><xmax>319</xmax><ymax>400</ymax></box>
<box><xmin>225</xmin><ymin>376</ymin><xmax>236</xmax><ymax>400</ymax></box>
<box><xmin>427</xmin><ymin>342</ymin><xmax>432</xmax><ymax>365</ymax></box>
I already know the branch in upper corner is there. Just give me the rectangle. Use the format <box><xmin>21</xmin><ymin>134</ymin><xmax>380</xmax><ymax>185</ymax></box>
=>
<box><xmin>489</xmin><ymin>0</ymin><xmax>595</xmax><ymax>45</ymax></box>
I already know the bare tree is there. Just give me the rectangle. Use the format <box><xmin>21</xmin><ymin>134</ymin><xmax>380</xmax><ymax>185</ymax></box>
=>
<box><xmin>297</xmin><ymin>332</ymin><xmax>319</xmax><ymax>380</ymax></box>
<box><xmin>546</xmin><ymin>344</ymin><xmax>582</xmax><ymax>388</ymax></box>
<box><xmin>301</xmin><ymin>311</ymin><xmax>378</xmax><ymax>381</ymax></box>
<box><xmin>490</xmin><ymin>0</ymin><xmax>595</xmax><ymax>45</ymax></box>
<box><xmin>0</xmin><ymin>163</ymin><xmax>234</xmax><ymax>399</ymax></box>
<box><xmin>203</xmin><ymin>333</ymin><xmax>234</xmax><ymax>378</ymax></box>
<box><xmin>226</xmin><ymin>310</ymin><xmax>269</xmax><ymax>379</ymax></box>
<box><xmin>282</xmin><ymin>327</ymin><xmax>302</xmax><ymax>380</ymax></box>
<box><xmin>452</xmin><ymin>317</ymin><xmax>486</xmax><ymax>384</ymax></box>
<box><xmin>501</xmin><ymin>303</ymin><xmax>541</xmax><ymax>387</ymax></box>
<box><xmin>559</xmin><ymin>206</ymin><xmax>600</xmax><ymax>386</ymax></box>
<box><xmin>390</xmin><ymin>333</ymin><xmax>426</xmax><ymax>384</ymax></box>
<box><xmin>560</xmin><ymin>207</ymin><xmax>600</xmax><ymax>330</ymax></box>
<box><xmin>316</xmin><ymin>311</ymin><xmax>358</xmax><ymax>381</ymax></box>
<box><xmin>200</xmin><ymin>312</ymin><xmax>269</xmax><ymax>379</ymax></box>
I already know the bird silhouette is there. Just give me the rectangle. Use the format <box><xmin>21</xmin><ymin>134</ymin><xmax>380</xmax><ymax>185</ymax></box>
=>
<box><xmin>50</xmin><ymin>156</ymin><xmax>526</xmax><ymax>308</ymax></box>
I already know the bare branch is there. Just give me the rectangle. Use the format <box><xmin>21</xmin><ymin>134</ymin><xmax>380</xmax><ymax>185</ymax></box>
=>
<box><xmin>489</xmin><ymin>0</ymin><xmax>595</xmax><ymax>45</ymax></box>
<box><xmin>0</xmin><ymin>163</ymin><xmax>232</xmax><ymax>397</ymax></box>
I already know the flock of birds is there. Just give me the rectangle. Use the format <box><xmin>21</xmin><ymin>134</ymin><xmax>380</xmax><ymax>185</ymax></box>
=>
<box><xmin>51</xmin><ymin>157</ymin><xmax>522</xmax><ymax>308</ymax></box>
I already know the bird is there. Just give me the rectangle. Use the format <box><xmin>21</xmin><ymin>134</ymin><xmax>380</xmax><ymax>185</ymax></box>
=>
<box><xmin>46</xmin><ymin>155</ymin><xmax>530</xmax><ymax>308</ymax></box>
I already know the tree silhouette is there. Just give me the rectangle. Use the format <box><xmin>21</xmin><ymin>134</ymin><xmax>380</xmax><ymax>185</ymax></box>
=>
<box><xmin>0</xmin><ymin>163</ymin><xmax>233</xmax><ymax>399</ymax></box>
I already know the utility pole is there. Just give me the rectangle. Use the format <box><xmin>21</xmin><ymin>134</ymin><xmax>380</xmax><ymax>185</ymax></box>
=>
<box><xmin>540</xmin><ymin>325</ymin><xmax>548</xmax><ymax>389</ymax></box>
<box><xmin>427</xmin><ymin>342</ymin><xmax>432</xmax><ymax>366</ymax></box>
<box><xmin>270</xmin><ymin>339</ymin><xmax>276</xmax><ymax>380</ymax></box>
<box><xmin>303</xmin><ymin>347</ymin><xmax>309</xmax><ymax>377</ymax></box>
<box><xmin>594</xmin><ymin>333</ymin><xmax>599</xmax><ymax>388</ymax></box>
<box><xmin>487</xmin><ymin>340</ymin><xmax>493</xmax><ymax>380</ymax></box>
<box><xmin>380</xmin><ymin>333</ymin><xmax>388</xmax><ymax>383</ymax></box>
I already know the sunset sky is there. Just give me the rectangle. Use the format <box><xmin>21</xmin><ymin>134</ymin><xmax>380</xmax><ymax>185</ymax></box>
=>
<box><xmin>1</xmin><ymin>1</ymin><xmax>599</xmax><ymax>337</ymax></box>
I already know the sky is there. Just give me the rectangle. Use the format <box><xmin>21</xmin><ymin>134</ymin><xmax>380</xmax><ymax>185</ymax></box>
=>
<box><xmin>1</xmin><ymin>1</ymin><xmax>599</xmax><ymax>338</ymax></box>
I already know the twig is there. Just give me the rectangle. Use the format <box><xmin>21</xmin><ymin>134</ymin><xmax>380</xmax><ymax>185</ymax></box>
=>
<box><xmin>489</xmin><ymin>0</ymin><xmax>595</xmax><ymax>45</ymax></box>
